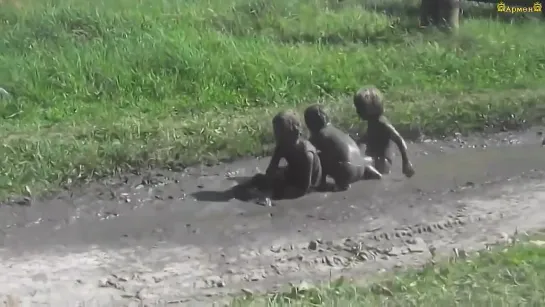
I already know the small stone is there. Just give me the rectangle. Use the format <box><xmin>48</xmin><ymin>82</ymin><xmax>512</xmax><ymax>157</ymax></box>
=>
<box><xmin>270</xmin><ymin>245</ymin><xmax>282</xmax><ymax>253</ymax></box>
<box><xmin>98</xmin><ymin>277</ymin><xmax>122</xmax><ymax>290</ymax></box>
<box><xmin>152</xmin><ymin>276</ymin><xmax>163</xmax><ymax>283</ymax></box>
<box><xmin>386</xmin><ymin>246</ymin><xmax>404</xmax><ymax>256</ymax></box>
<box><xmin>308</xmin><ymin>240</ymin><xmax>319</xmax><ymax>251</ymax></box>
<box><xmin>292</xmin><ymin>254</ymin><xmax>304</xmax><ymax>261</ymax></box>
<box><xmin>216</xmin><ymin>280</ymin><xmax>226</xmax><ymax>288</ymax></box>
<box><xmin>407</xmin><ymin>237</ymin><xmax>427</xmax><ymax>253</ymax></box>
<box><xmin>135</xmin><ymin>288</ymin><xmax>148</xmax><ymax>300</ymax></box>
<box><xmin>292</xmin><ymin>281</ymin><xmax>312</xmax><ymax>292</ymax></box>
<box><xmin>241</xmin><ymin>288</ymin><xmax>253</xmax><ymax>296</ymax></box>
<box><xmin>248</xmin><ymin>273</ymin><xmax>262</xmax><ymax>282</ymax></box>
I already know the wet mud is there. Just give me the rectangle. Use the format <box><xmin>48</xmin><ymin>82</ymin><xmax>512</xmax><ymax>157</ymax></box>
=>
<box><xmin>1</xmin><ymin>127</ymin><xmax>545</xmax><ymax>306</ymax></box>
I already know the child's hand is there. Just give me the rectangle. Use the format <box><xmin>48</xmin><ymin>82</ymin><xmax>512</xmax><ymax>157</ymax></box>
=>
<box><xmin>402</xmin><ymin>163</ymin><xmax>415</xmax><ymax>178</ymax></box>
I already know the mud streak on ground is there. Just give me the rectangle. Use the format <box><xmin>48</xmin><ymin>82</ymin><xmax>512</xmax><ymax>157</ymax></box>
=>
<box><xmin>1</xmin><ymin>128</ymin><xmax>545</xmax><ymax>306</ymax></box>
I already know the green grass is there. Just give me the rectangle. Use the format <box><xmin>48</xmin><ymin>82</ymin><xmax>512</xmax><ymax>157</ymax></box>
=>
<box><xmin>0</xmin><ymin>0</ymin><xmax>544</xmax><ymax>197</ymax></box>
<box><xmin>232</xmin><ymin>239</ymin><xmax>545</xmax><ymax>306</ymax></box>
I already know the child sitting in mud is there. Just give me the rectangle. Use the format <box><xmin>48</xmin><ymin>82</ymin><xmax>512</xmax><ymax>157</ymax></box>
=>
<box><xmin>241</xmin><ymin>110</ymin><xmax>323</xmax><ymax>200</ymax></box>
<box><xmin>353</xmin><ymin>87</ymin><xmax>415</xmax><ymax>177</ymax></box>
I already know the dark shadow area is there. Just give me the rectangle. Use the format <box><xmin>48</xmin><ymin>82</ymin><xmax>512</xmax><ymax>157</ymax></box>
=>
<box><xmin>191</xmin><ymin>174</ymin><xmax>271</xmax><ymax>203</ymax></box>
<box><xmin>191</xmin><ymin>189</ymin><xmax>235</xmax><ymax>202</ymax></box>
<box><xmin>191</xmin><ymin>172</ymin><xmax>336</xmax><ymax>203</ymax></box>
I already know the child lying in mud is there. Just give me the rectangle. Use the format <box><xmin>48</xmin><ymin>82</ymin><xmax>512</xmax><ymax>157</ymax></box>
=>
<box><xmin>353</xmin><ymin>87</ymin><xmax>415</xmax><ymax>177</ymax></box>
<box><xmin>304</xmin><ymin>104</ymin><xmax>382</xmax><ymax>192</ymax></box>
<box><xmin>242</xmin><ymin>110</ymin><xmax>323</xmax><ymax>200</ymax></box>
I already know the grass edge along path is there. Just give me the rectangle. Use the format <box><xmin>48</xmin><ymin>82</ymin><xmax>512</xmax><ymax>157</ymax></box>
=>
<box><xmin>231</xmin><ymin>232</ymin><xmax>545</xmax><ymax>306</ymax></box>
<box><xmin>2</xmin><ymin>88</ymin><xmax>545</xmax><ymax>200</ymax></box>
<box><xmin>1</xmin><ymin>0</ymin><xmax>545</xmax><ymax>199</ymax></box>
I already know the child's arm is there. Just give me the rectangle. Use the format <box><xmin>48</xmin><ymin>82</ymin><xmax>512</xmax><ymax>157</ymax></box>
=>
<box><xmin>380</xmin><ymin>116</ymin><xmax>410</xmax><ymax>166</ymax></box>
<box><xmin>300</xmin><ymin>150</ymin><xmax>317</xmax><ymax>194</ymax></box>
<box><xmin>265</xmin><ymin>146</ymin><xmax>282</xmax><ymax>176</ymax></box>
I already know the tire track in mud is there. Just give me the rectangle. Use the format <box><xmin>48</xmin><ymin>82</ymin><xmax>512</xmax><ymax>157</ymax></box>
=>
<box><xmin>0</xmin><ymin>129</ymin><xmax>545</xmax><ymax>306</ymax></box>
<box><xmin>174</xmin><ymin>176</ymin><xmax>545</xmax><ymax>305</ymax></box>
<box><xmin>2</xmin><ymin>175</ymin><xmax>544</xmax><ymax>306</ymax></box>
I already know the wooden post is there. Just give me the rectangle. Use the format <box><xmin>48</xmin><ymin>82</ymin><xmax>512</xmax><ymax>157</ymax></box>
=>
<box><xmin>438</xmin><ymin>0</ymin><xmax>460</xmax><ymax>31</ymax></box>
<box><xmin>420</xmin><ymin>0</ymin><xmax>439</xmax><ymax>27</ymax></box>
<box><xmin>420</xmin><ymin>0</ymin><xmax>459</xmax><ymax>31</ymax></box>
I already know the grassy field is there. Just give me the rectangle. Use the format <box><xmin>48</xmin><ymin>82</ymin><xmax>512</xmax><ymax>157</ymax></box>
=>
<box><xmin>232</xmin><ymin>237</ymin><xmax>545</xmax><ymax>306</ymax></box>
<box><xmin>0</xmin><ymin>0</ymin><xmax>544</xmax><ymax>197</ymax></box>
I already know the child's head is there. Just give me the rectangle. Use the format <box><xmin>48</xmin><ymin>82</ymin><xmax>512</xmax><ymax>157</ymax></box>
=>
<box><xmin>304</xmin><ymin>104</ymin><xmax>330</xmax><ymax>133</ymax></box>
<box><xmin>353</xmin><ymin>87</ymin><xmax>384</xmax><ymax>120</ymax></box>
<box><xmin>272</xmin><ymin>110</ymin><xmax>302</xmax><ymax>144</ymax></box>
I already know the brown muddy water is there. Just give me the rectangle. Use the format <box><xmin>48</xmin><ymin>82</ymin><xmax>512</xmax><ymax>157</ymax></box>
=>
<box><xmin>0</xmin><ymin>127</ymin><xmax>544</xmax><ymax>306</ymax></box>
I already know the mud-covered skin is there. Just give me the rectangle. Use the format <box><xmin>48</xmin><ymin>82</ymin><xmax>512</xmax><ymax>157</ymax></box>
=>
<box><xmin>258</xmin><ymin>110</ymin><xmax>322</xmax><ymax>199</ymax></box>
<box><xmin>353</xmin><ymin>87</ymin><xmax>415</xmax><ymax>177</ymax></box>
<box><xmin>304</xmin><ymin>104</ymin><xmax>382</xmax><ymax>191</ymax></box>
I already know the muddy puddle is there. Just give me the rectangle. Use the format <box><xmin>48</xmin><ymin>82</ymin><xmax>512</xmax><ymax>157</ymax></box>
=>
<box><xmin>0</xmin><ymin>127</ymin><xmax>543</xmax><ymax>252</ymax></box>
<box><xmin>0</xmin><ymin>128</ymin><xmax>544</xmax><ymax>305</ymax></box>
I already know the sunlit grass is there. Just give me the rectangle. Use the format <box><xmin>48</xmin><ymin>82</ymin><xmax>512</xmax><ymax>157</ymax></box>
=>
<box><xmin>233</xmin><ymin>236</ymin><xmax>545</xmax><ymax>306</ymax></box>
<box><xmin>0</xmin><ymin>0</ymin><xmax>543</xmax><ymax>197</ymax></box>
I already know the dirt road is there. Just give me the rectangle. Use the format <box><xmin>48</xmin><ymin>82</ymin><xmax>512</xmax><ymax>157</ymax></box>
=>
<box><xmin>1</xmin><ymin>128</ymin><xmax>545</xmax><ymax>306</ymax></box>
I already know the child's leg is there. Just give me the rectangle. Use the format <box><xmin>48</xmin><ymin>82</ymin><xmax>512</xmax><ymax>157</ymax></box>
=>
<box><xmin>373</xmin><ymin>156</ymin><xmax>392</xmax><ymax>175</ymax></box>
<box><xmin>271</xmin><ymin>167</ymin><xmax>295</xmax><ymax>199</ymax></box>
<box><xmin>363</xmin><ymin>164</ymin><xmax>382</xmax><ymax>180</ymax></box>
<box><xmin>272</xmin><ymin>167</ymin><xmax>313</xmax><ymax>199</ymax></box>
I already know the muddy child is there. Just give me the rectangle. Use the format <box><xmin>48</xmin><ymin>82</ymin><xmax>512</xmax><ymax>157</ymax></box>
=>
<box><xmin>353</xmin><ymin>87</ymin><xmax>415</xmax><ymax>177</ymax></box>
<box><xmin>303</xmin><ymin>104</ymin><xmax>382</xmax><ymax>192</ymax></box>
<box><xmin>249</xmin><ymin>110</ymin><xmax>323</xmax><ymax>200</ymax></box>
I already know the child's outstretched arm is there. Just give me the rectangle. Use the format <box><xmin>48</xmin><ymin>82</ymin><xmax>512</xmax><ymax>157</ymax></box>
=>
<box><xmin>379</xmin><ymin>117</ymin><xmax>415</xmax><ymax>177</ymax></box>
